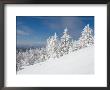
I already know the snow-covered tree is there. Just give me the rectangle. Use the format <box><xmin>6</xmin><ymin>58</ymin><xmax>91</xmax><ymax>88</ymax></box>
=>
<box><xmin>33</xmin><ymin>48</ymin><xmax>42</xmax><ymax>63</ymax></box>
<box><xmin>72</xmin><ymin>40</ymin><xmax>80</xmax><ymax>51</ymax></box>
<box><xmin>69</xmin><ymin>39</ymin><xmax>74</xmax><ymax>53</ymax></box>
<box><xmin>16</xmin><ymin>52</ymin><xmax>25</xmax><ymax>71</ymax></box>
<box><xmin>28</xmin><ymin>48</ymin><xmax>37</xmax><ymax>65</ymax></box>
<box><xmin>39</xmin><ymin>47</ymin><xmax>47</xmax><ymax>62</ymax></box>
<box><xmin>46</xmin><ymin>37</ymin><xmax>51</xmax><ymax>59</ymax></box>
<box><xmin>79</xmin><ymin>24</ymin><xmax>94</xmax><ymax>48</ymax></box>
<box><xmin>22</xmin><ymin>50</ymin><xmax>30</xmax><ymax>66</ymax></box>
<box><xmin>46</xmin><ymin>33</ymin><xmax>59</xmax><ymax>59</ymax></box>
<box><xmin>60</xmin><ymin>27</ymin><xmax>71</xmax><ymax>55</ymax></box>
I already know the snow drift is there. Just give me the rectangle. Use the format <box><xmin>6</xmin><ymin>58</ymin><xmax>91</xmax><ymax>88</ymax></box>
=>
<box><xmin>17</xmin><ymin>45</ymin><xmax>94</xmax><ymax>74</ymax></box>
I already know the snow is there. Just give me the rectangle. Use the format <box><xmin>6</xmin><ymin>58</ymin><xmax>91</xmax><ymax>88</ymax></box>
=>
<box><xmin>17</xmin><ymin>45</ymin><xmax>94</xmax><ymax>74</ymax></box>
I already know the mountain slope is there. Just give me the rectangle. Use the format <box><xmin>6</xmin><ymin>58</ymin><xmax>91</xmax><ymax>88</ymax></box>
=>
<box><xmin>17</xmin><ymin>46</ymin><xmax>94</xmax><ymax>74</ymax></box>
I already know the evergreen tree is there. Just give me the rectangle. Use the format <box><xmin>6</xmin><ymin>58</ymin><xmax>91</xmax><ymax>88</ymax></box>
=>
<box><xmin>69</xmin><ymin>39</ymin><xmax>74</xmax><ymax>53</ymax></box>
<box><xmin>39</xmin><ymin>47</ymin><xmax>47</xmax><ymax>62</ymax></box>
<box><xmin>46</xmin><ymin>37</ymin><xmax>51</xmax><ymax>59</ymax></box>
<box><xmin>16</xmin><ymin>52</ymin><xmax>25</xmax><ymax>71</ymax></box>
<box><xmin>79</xmin><ymin>24</ymin><xmax>94</xmax><ymax>48</ymax></box>
<box><xmin>46</xmin><ymin>33</ymin><xmax>59</xmax><ymax>59</ymax></box>
<box><xmin>60</xmin><ymin>27</ymin><xmax>71</xmax><ymax>55</ymax></box>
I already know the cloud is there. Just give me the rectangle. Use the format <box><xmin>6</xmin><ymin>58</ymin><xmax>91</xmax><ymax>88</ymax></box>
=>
<box><xmin>17</xmin><ymin>40</ymin><xmax>45</xmax><ymax>48</ymax></box>
<box><xmin>17</xmin><ymin>25</ymin><xmax>34</xmax><ymax>36</ymax></box>
<box><xmin>44</xmin><ymin>16</ymin><xmax>84</xmax><ymax>40</ymax></box>
<box><xmin>48</xmin><ymin>23</ymin><xmax>63</xmax><ymax>30</ymax></box>
<box><xmin>17</xmin><ymin>30</ymin><xmax>29</xmax><ymax>35</ymax></box>
<box><xmin>43</xmin><ymin>17</ymin><xmax>83</xmax><ymax>31</ymax></box>
<box><xmin>61</xmin><ymin>17</ymin><xmax>83</xmax><ymax>29</ymax></box>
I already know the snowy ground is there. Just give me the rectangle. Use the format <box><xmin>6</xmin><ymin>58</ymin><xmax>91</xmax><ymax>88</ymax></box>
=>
<box><xmin>17</xmin><ymin>46</ymin><xmax>94</xmax><ymax>74</ymax></box>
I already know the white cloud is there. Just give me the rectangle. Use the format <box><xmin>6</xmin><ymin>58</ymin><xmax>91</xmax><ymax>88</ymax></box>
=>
<box><xmin>17</xmin><ymin>30</ymin><xmax>29</xmax><ymax>35</ymax></box>
<box><xmin>17</xmin><ymin>39</ymin><xmax>46</xmax><ymax>47</ymax></box>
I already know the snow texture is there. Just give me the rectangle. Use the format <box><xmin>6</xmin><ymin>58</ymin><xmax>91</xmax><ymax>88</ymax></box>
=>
<box><xmin>17</xmin><ymin>45</ymin><xmax>94</xmax><ymax>74</ymax></box>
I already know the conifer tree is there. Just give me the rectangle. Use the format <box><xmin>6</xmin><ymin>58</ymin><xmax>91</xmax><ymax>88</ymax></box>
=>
<box><xmin>46</xmin><ymin>33</ymin><xmax>59</xmax><ymax>59</ymax></box>
<box><xmin>79</xmin><ymin>24</ymin><xmax>94</xmax><ymax>48</ymax></box>
<box><xmin>60</xmin><ymin>27</ymin><xmax>71</xmax><ymax>55</ymax></box>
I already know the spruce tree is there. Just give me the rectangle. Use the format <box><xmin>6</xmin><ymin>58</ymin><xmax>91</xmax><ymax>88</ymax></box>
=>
<box><xmin>60</xmin><ymin>27</ymin><xmax>71</xmax><ymax>55</ymax></box>
<box><xmin>79</xmin><ymin>24</ymin><xmax>94</xmax><ymax>48</ymax></box>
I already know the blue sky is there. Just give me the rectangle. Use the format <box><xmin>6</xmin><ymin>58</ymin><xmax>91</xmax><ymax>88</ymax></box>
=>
<box><xmin>16</xmin><ymin>16</ymin><xmax>94</xmax><ymax>48</ymax></box>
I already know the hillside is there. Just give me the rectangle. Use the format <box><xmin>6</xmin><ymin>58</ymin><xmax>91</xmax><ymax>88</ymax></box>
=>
<box><xmin>17</xmin><ymin>46</ymin><xmax>94</xmax><ymax>74</ymax></box>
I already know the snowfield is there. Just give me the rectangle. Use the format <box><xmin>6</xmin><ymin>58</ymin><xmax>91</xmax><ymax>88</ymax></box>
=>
<box><xmin>17</xmin><ymin>45</ymin><xmax>94</xmax><ymax>74</ymax></box>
